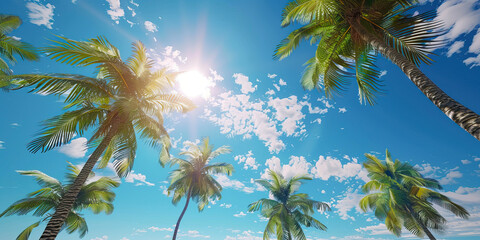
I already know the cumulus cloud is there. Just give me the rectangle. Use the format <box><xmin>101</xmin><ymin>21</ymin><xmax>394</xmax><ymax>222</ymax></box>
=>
<box><xmin>106</xmin><ymin>0</ymin><xmax>124</xmax><ymax>23</ymax></box>
<box><xmin>144</xmin><ymin>21</ymin><xmax>158</xmax><ymax>32</ymax></box>
<box><xmin>203</xmin><ymin>73</ymin><xmax>334</xmax><ymax>153</ymax></box>
<box><xmin>268</xmin><ymin>96</ymin><xmax>306</xmax><ymax>137</ymax></box>
<box><xmin>438</xmin><ymin>167</ymin><xmax>463</xmax><ymax>185</ymax></box>
<box><xmin>338</xmin><ymin>108</ymin><xmax>347</xmax><ymax>113</ymax></box>
<box><xmin>224</xmin><ymin>230</ymin><xmax>263</xmax><ymax>240</ymax></box>
<box><xmin>233</xmin><ymin>211</ymin><xmax>247</xmax><ymax>217</ymax></box>
<box><xmin>125</xmin><ymin>171</ymin><xmax>154</xmax><ymax>186</ymax></box>
<box><xmin>261</xmin><ymin>156</ymin><xmax>311</xmax><ymax>180</ymax></box>
<box><xmin>0</xmin><ymin>140</ymin><xmax>4</xmax><ymax>149</ymax></box>
<box><xmin>461</xmin><ymin>159</ymin><xmax>472</xmax><ymax>164</ymax></box>
<box><xmin>234</xmin><ymin>73</ymin><xmax>256</xmax><ymax>94</ymax></box>
<box><xmin>26</xmin><ymin>2</ymin><xmax>55</xmax><ymax>29</ymax></box>
<box><xmin>57</xmin><ymin>137</ymin><xmax>88</xmax><ymax>158</ymax></box>
<box><xmin>278</xmin><ymin>79</ymin><xmax>287</xmax><ymax>86</ymax></box>
<box><xmin>311</xmin><ymin>155</ymin><xmax>369</xmax><ymax>182</ymax></box>
<box><xmin>234</xmin><ymin>151</ymin><xmax>259</xmax><ymax>170</ymax></box>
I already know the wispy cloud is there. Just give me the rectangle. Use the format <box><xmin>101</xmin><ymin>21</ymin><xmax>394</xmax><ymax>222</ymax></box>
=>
<box><xmin>125</xmin><ymin>171</ymin><xmax>154</xmax><ymax>186</ymax></box>
<box><xmin>26</xmin><ymin>2</ymin><xmax>55</xmax><ymax>29</ymax></box>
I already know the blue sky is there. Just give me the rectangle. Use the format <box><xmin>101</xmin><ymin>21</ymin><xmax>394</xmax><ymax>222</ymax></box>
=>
<box><xmin>1</xmin><ymin>0</ymin><xmax>480</xmax><ymax>239</ymax></box>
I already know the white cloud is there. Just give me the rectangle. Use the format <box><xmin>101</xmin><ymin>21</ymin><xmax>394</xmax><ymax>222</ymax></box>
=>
<box><xmin>10</xmin><ymin>123</ymin><xmax>20</xmax><ymax>127</ymax></box>
<box><xmin>106</xmin><ymin>0</ymin><xmax>124</xmax><ymax>23</ymax></box>
<box><xmin>144</xmin><ymin>21</ymin><xmax>158</xmax><ymax>32</ymax></box>
<box><xmin>127</xmin><ymin>6</ymin><xmax>136</xmax><ymax>17</ymax></box>
<box><xmin>338</xmin><ymin>108</ymin><xmax>347</xmax><ymax>113</ymax></box>
<box><xmin>311</xmin><ymin>156</ymin><xmax>369</xmax><ymax>182</ymax></box>
<box><xmin>435</xmin><ymin>0</ymin><xmax>480</xmax><ymax>67</ymax></box>
<box><xmin>265</xmin><ymin>89</ymin><xmax>275</xmax><ymax>95</ymax></box>
<box><xmin>220</xmin><ymin>203</ymin><xmax>232</xmax><ymax>208</ymax></box>
<box><xmin>268</xmin><ymin>96</ymin><xmax>306</xmax><ymax>137</ymax></box>
<box><xmin>57</xmin><ymin>137</ymin><xmax>88</xmax><ymax>158</ymax></box>
<box><xmin>416</xmin><ymin>163</ymin><xmax>463</xmax><ymax>185</ymax></box>
<box><xmin>0</xmin><ymin>141</ymin><xmax>4</xmax><ymax>149</ymax></box>
<box><xmin>179</xmin><ymin>230</ymin><xmax>210</xmax><ymax>239</ymax></box>
<box><xmin>278</xmin><ymin>79</ymin><xmax>287</xmax><ymax>86</ymax></box>
<box><xmin>234</xmin><ymin>151</ymin><xmax>259</xmax><ymax>170</ymax></box>
<box><xmin>267</xmin><ymin>73</ymin><xmax>277</xmax><ymax>79</ymax></box>
<box><xmin>224</xmin><ymin>230</ymin><xmax>262</xmax><ymax>240</ymax></box>
<box><xmin>90</xmin><ymin>236</ymin><xmax>108</xmax><ymax>240</ymax></box>
<box><xmin>233</xmin><ymin>211</ymin><xmax>247</xmax><ymax>217</ymax></box>
<box><xmin>447</xmin><ymin>41</ymin><xmax>465</xmax><ymax>57</ymax></box>
<box><xmin>379</xmin><ymin>70</ymin><xmax>387</xmax><ymax>78</ymax></box>
<box><xmin>461</xmin><ymin>159</ymin><xmax>472</xmax><ymax>164</ymax></box>
<box><xmin>334</xmin><ymin>189</ymin><xmax>365</xmax><ymax>220</ymax></box>
<box><xmin>148</xmin><ymin>226</ymin><xmax>173</xmax><ymax>232</ymax></box>
<box><xmin>26</xmin><ymin>2</ymin><xmax>55</xmax><ymax>29</ymax></box>
<box><xmin>150</xmin><ymin>46</ymin><xmax>186</xmax><ymax>71</ymax></box>
<box><xmin>215</xmin><ymin>174</ymin><xmax>254</xmax><ymax>193</ymax></box>
<box><xmin>125</xmin><ymin>171</ymin><xmax>154</xmax><ymax>186</ymax></box>
<box><xmin>262</xmin><ymin>156</ymin><xmax>311</xmax><ymax>180</ymax></box>
<box><xmin>439</xmin><ymin>167</ymin><xmax>463</xmax><ymax>185</ymax></box>
<box><xmin>234</xmin><ymin>73</ymin><xmax>256</xmax><ymax>94</ymax></box>
<box><xmin>203</xmin><ymin>91</ymin><xmax>284</xmax><ymax>153</ymax></box>
<box><xmin>436</xmin><ymin>0</ymin><xmax>480</xmax><ymax>41</ymax></box>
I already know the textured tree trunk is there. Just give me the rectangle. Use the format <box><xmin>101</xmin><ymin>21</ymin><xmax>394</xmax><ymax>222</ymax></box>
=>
<box><xmin>39</xmin><ymin>120</ymin><xmax>121</xmax><ymax>240</ymax></box>
<box><xmin>417</xmin><ymin>219</ymin><xmax>437</xmax><ymax>240</ymax></box>
<box><xmin>406</xmin><ymin>206</ymin><xmax>437</xmax><ymax>240</ymax></box>
<box><xmin>350</xmin><ymin>20</ymin><xmax>480</xmax><ymax>141</ymax></box>
<box><xmin>172</xmin><ymin>187</ymin><xmax>192</xmax><ymax>240</ymax></box>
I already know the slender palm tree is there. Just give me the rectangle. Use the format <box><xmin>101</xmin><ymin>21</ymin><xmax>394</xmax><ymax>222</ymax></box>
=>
<box><xmin>0</xmin><ymin>163</ymin><xmax>119</xmax><ymax>240</ymax></box>
<box><xmin>275</xmin><ymin>0</ymin><xmax>480</xmax><ymax>140</ymax></box>
<box><xmin>0</xmin><ymin>15</ymin><xmax>38</xmax><ymax>88</ymax></box>
<box><xmin>167</xmin><ymin>138</ymin><xmax>233</xmax><ymax>240</ymax></box>
<box><xmin>248</xmin><ymin>170</ymin><xmax>330</xmax><ymax>240</ymax></box>
<box><xmin>360</xmin><ymin>150</ymin><xmax>469</xmax><ymax>239</ymax></box>
<box><xmin>8</xmin><ymin>36</ymin><xmax>195</xmax><ymax>239</ymax></box>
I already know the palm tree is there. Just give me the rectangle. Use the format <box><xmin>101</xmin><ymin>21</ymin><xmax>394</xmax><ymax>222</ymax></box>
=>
<box><xmin>167</xmin><ymin>138</ymin><xmax>233</xmax><ymax>240</ymax></box>
<box><xmin>0</xmin><ymin>15</ymin><xmax>38</xmax><ymax>88</ymax></box>
<box><xmin>275</xmin><ymin>0</ymin><xmax>480</xmax><ymax>141</ymax></box>
<box><xmin>248</xmin><ymin>170</ymin><xmax>330</xmax><ymax>240</ymax></box>
<box><xmin>8</xmin><ymin>36</ymin><xmax>195</xmax><ymax>239</ymax></box>
<box><xmin>360</xmin><ymin>150</ymin><xmax>469</xmax><ymax>239</ymax></box>
<box><xmin>0</xmin><ymin>163</ymin><xmax>119</xmax><ymax>240</ymax></box>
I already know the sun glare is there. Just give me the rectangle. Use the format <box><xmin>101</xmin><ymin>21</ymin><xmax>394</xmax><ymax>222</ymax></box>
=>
<box><xmin>176</xmin><ymin>71</ymin><xmax>211</xmax><ymax>98</ymax></box>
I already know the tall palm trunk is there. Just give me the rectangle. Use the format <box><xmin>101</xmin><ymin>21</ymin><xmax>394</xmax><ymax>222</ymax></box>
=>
<box><xmin>417</xmin><ymin>219</ymin><xmax>437</xmax><ymax>240</ymax></box>
<box><xmin>406</xmin><ymin>206</ymin><xmax>436</xmax><ymax>240</ymax></box>
<box><xmin>172</xmin><ymin>187</ymin><xmax>192</xmax><ymax>240</ymax></box>
<box><xmin>39</xmin><ymin>120</ymin><xmax>121</xmax><ymax>240</ymax></box>
<box><xmin>349</xmin><ymin>20</ymin><xmax>480</xmax><ymax>141</ymax></box>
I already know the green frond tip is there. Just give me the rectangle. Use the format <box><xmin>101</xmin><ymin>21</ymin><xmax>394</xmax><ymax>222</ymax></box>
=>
<box><xmin>360</xmin><ymin>149</ymin><xmax>470</xmax><ymax>238</ymax></box>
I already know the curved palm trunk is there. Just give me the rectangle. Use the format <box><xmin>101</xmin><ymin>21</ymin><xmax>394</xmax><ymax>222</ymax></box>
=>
<box><xmin>406</xmin><ymin>206</ymin><xmax>436</xmax><ymax>240</ymax></box>
<box><xmin>172</xmin><ymin>187</ymin><xmax>192</xmax><ymax>240</ymax></box>
<box><xmin>417</xmin><ymin>219</ymin><xmax>437</xmax><ymax>240</ymax></box>
<box><xmin>349</xmin><ymin>20</ymin><xmax>480</xmax><ymax>141</ymax></box>
<box><xmin>39</xmin><ymin>120</ymin><xmax>121</xmax><ymax>240</ymax></box>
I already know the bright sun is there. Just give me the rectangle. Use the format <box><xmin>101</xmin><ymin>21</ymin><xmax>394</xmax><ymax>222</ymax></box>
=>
<box><xmin>176</xmin><ymin>71</ymin><xmax>211</xmax><ymax>98</ymax></box>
